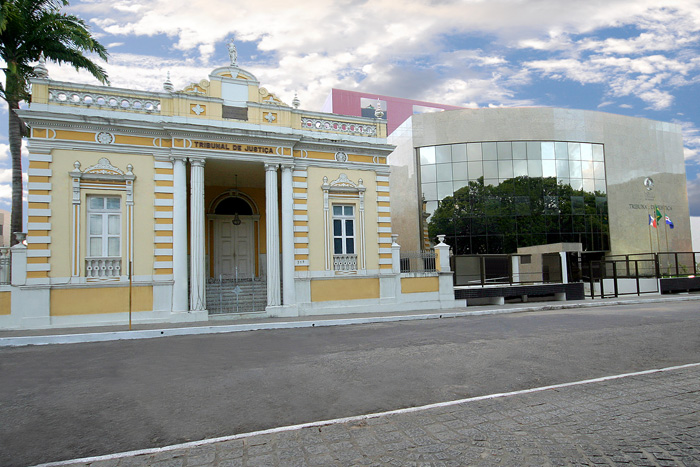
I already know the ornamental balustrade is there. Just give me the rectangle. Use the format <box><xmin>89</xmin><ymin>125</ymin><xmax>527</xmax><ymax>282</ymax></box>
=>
<box><xmin>85</xmin><ymin>257</ymin><xmax>122</xmax><ymax>279</ymax></box>
<box><xmin>0</xmin><ymin>248</ymin><xmax>10</xmax><ymax>285</ymax></box>
<box><xmin>333</xmin><ymin>254</ymin><xmax>358</xmax><ymax>272</ymax></box>
<box><xmin>49</xmin><ymin>89</ymin><xmax>161</xmax><ymax>113</ymax></box>
<box><xmin>301</xmin><ymin>117</ymin><xmax>377</xmax><ymax>136</ymax></box>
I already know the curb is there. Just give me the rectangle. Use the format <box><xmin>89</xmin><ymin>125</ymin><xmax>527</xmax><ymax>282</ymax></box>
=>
<box><xmin>2</xmin><ymin>294</ymin><xmax>700</xmax><ymax>348</ymax></box>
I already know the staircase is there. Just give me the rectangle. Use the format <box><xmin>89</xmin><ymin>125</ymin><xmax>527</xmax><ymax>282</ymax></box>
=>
<box><xmin>206</xmin><ymin>276</ymin><xmax>267</xmax><ymax>315</ymax></box>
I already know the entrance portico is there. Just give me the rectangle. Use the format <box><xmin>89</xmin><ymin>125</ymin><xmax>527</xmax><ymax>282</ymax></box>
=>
<box><xmin>173</xmin><ymin>156</ymin><xmax>294</xmax><ymax>315</ymax></box>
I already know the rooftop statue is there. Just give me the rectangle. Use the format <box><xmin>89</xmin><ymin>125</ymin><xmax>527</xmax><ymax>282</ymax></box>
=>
<box><xmin>227</xmin><ymin>39</ymin><xmax>238</xmax><ymax>67</ymax></box>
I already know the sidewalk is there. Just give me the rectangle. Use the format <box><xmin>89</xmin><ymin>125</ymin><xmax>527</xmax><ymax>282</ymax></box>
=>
<box><xmin>37</xmin><ymin>362</ymin><xmax>700</xmax><ymax>466</ymax></box>
<box><xmin>3</xmin><ymin>293</ymin><xmax>700</xmax><ymax>347</ymax></box>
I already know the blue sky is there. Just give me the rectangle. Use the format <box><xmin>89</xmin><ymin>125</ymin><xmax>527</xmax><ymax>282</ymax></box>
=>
<box><xmin>1</xmin><ymin>0</ymin><xmax>700</xmax><ymax>221</ymax></box>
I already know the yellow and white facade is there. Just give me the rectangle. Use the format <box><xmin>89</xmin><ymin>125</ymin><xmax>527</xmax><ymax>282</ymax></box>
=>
<box><xmin>1</xmin><ymin>56</ymin><xmax>456</xmax><ymax>329</ymax></box>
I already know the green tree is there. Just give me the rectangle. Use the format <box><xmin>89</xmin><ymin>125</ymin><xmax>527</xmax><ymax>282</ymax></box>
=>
<box><xmin>1</xmin><ymin>0</ymin><xmax>108</xmax><ymax>244</ymax></box>
<box><xmin>428</xmin><ymin>176</ymin><xmax>609</xmax><ymax>254</ymax></box>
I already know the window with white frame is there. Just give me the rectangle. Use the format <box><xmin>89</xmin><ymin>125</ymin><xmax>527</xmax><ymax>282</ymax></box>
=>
<box><xmin>333</xmin><ymin>205</ymin><xmax>355</xmax><ymax>255</ymax></box>
<box><xmin>87</xmin><ymin>196</ymin><xmax>121</xmax><ymax>257</ymax></box>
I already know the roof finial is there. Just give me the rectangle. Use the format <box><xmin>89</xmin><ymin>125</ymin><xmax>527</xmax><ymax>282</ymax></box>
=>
<box><xmin>292</xmin><ymin>92</ymin><xmax>300</xmax><ymax>109</ymax></box>
<box><xmin>163</xmin><ymin>71</ymin><xmax>174</xmax><ymax>92</ymax></box>
<box><xmin>227</xmin><ymin>38</ymin><xmax>238</xmax><ymax>67</ymax></box>
<box><xmin>34</xmin><ymin>52</ymin><xmax>49</xmax><ymax>79</ymax></box>
<box><xmin>374</xmin><ymin>99</ymin><xmax>384</xmax><ymax>119</ymax></box>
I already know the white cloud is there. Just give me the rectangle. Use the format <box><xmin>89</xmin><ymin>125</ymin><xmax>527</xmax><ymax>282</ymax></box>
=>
<box><xmin>59</xmin><ymin>0</ymin><xmax>700</xmax><ymax>112</ymax></box>
<box><xmin>677</xmin><ymin>120</ymin><xmax>700</xmax><ymax>163</ymax></box>
<box><xmin>0</xmin><ymin>182</ymin><xmax>10</xmax><ymax>202</ymax></box>
<box><xmin>0</xmin><ymin>168</ymin><xmax>10</xmax><ymax>184</ymax></box>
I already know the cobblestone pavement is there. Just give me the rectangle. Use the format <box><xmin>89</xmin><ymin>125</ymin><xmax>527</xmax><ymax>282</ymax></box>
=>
<box><xmin>44</xmin><ymin>364</ymin><xmax>700</xmax><ymax>467</ymax></box>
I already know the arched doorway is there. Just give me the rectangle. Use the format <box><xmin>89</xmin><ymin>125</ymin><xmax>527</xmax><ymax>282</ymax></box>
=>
<box><xmin>209</xmin><ymin>191</ymin><xmax>259</xmax><ymax>279</ymax></box>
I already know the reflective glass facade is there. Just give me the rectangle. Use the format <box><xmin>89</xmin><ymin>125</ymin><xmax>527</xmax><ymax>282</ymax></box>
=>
<box><xmin>421</xmin><ymin>141</ymin><xmax>610</xmax><ymax>254</ymax></box>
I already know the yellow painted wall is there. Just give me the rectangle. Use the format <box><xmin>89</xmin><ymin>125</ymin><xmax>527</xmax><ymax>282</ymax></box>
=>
<box><xmin>50</xmin><ymin>286</ymin><xmax>153</xmax><ymax>315</ymax></box>
<box><xmin>310</xmin><ymin>278</ymin><xmax>380</xmax><ymax>302</ymax></box>
<box><xmin>49</xmin><ymin>150</ymin><xmax>155</xmax><ymax>278</ymax></box>
<box><xmin>401</xmin><ymin>276</ymin><xmax>439</xmax><ymax>293</ymax></box>
<box><xmin>306</xmin><ymin>167</ymin><xmax>379</xmax><ymax>272</ymax></box>
<box><xmin>0</xmin><ymin>291</ymin><xmax>10</xmax><ymax>315</ymax></box>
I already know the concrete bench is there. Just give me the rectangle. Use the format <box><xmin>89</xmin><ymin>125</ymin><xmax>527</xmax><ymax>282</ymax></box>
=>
<box><xmin>454</xmin><ymin>282</ymin><xmax>585</xmax><ymax>305</ymax></box>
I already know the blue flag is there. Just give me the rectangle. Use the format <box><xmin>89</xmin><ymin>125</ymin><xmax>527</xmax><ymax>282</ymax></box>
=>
<box><xmin>665</xmin><ymin>215</ymin><xmax>674</xmax><ymax>229</ymax></box>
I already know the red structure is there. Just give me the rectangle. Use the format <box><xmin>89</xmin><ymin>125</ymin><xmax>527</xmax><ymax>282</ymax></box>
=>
<box><xmin>322</xmin><ymin>89</ymin><xmax>464</xmax><ymax>135</ymax></box>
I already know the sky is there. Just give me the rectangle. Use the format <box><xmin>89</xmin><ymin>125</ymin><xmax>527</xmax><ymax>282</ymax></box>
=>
<box><xmin>1</xmin><ymin>0</ymin><xmax>700</xmax><ymax>239</ymax></box>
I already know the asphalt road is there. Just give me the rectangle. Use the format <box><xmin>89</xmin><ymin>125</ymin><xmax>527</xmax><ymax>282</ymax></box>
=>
<box><xmin>1</xmin><ymin>301</ymin><xmax>700</xmax><ymax>466</ymax></box>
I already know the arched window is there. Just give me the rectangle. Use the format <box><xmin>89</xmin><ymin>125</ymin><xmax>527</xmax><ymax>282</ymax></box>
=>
<box><xmin>214</xmin><ymin>196</ymin><xmax>253</xmax><ymax>215</ymax></box>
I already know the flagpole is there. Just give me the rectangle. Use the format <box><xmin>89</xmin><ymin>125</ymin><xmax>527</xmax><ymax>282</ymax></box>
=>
<box><xmin>664</xmin><ymin>209</ymin><xmax>669</xmax><ymax>252</ymax></box>
<box><xmin>648</xmin><ymin>211</ymin><xmax>654</xmax><ymax>253</ymax></box>
<box><xmin>655</xmin><ymin>206</ymin><xmax>661</xmax><ymax>252</ymax></box>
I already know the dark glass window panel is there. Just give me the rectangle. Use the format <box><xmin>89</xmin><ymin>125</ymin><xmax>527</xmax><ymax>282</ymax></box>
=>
<box><xmin>334</xmin><ymin>238</ymin><xmax>342</xmax><ymax>254</ymax></box>
<box><xmin>346</xmin><ymin>238</ymin><xmax>355</xmax><ymax>254</ymax></box>
<box><xmin>333</xmin><ymin>219</ymin><xmax>342</xmax><ymax>236</ymax></box>
<box><xmin>345</xmin><ymin>219</ymin><xmax>353</xmax><ymax>236</ymax></box>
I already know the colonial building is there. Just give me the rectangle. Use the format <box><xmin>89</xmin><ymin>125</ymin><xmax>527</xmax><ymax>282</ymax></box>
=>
<box><xmin>1</xmin><ymin>46</ymin><xmax>456</xmax><ymax>329</ymax></box>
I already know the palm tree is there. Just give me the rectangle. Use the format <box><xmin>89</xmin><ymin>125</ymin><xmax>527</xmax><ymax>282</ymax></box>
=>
<box><xmin>0</xmin><ymin>0</ymin><xmax>108</xmax><ymax>244</ymax></box>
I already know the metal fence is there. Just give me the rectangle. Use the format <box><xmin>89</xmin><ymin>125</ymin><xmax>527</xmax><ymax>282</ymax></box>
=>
<box><xmin>604</xmin><ymin>252</ymin><xmax>700</xmax><ymax>279</ymax></box>
<box><xmin>206</xmin><ymin>274</ymin><xmax>267</xmax><ymax>314</ymax></box>
<box><xmin>400</xmin><ymin>250</ymin><xmax>436</xmax><ymax>274</ymax></box>
<box><xmin>585</xmin><ymin>258</ymin><xmax>659</xmax><ymax>299</ymax></box>
<box><xmin>453</xmin><ymin>254</ymin><xmax>550</xmax><ymax>286</ymax></box>
<box><xmin>0</xmin><ymin>248</ymin><xmax>10</xmax><ymax>285</ymax></box>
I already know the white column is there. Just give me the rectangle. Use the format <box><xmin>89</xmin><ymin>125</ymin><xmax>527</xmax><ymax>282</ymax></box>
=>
<box><xmin>189</xmin><ymin>158</ymin><xmax>206</xmax><ymax>311</ymax></box>
<box><xmin>281</xmin><ymin>163</ymin><xmax>295</xmax><ymax>305</ymax></box>
<box><xmin>172</xmin><ymin>156</ymin><xmax>188</xmax><ymax>312</ymax></box>
<box><xmin>265</xmin><ymin>163</ymin><xmax>281</xmax><ymax>306</ymax></box>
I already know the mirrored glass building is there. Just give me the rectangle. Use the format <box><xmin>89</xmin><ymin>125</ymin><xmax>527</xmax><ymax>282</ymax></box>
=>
<box><xmin>387</xmin><ymin>107</ymin><xmax>691</xmax><ymax>256</ymax></box>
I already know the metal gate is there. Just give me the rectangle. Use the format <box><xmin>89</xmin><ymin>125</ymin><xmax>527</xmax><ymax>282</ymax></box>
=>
<box><xmin>206</xmin><ymin>274</ymin><xmax>267</xmax><ymax>314</ymax></box>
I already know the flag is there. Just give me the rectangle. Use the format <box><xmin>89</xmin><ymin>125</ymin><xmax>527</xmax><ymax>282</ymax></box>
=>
<box><xmin>665</xmin><ymin>215</ymin><xmax>674</xmax><ymax>229</ymax></box>
<box><xmin>655</xmin><ymin>206</ymin><xmax>662</xmax><ymax>223</ymax></box>
<box><xmin>649</xmin><ymin>214</ymin><xmax>657</xmax><ymax>228</ymax></box>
